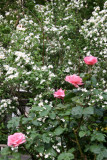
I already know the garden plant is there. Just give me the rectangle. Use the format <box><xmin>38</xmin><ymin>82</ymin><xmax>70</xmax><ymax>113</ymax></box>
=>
<box><xmin>0</xmin><ymin>0</ymin><xmax>107</xmax><ymax>160</ymax></box>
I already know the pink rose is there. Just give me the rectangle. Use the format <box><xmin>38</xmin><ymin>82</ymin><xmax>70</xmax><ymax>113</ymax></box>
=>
<box><xmin>8</xmin><ymin>133</ymin><xmax>26</xmax><ymax>147</ymax></box>
<box><xmin>65</xmin><ymin>74</ymin><xmax>83</xmax><ymax>88</ymax></box>
<box><xmin>54</xmin><ymin>89</ymin><xmax>65</xmax><ymax>99</ymax></box>
<box><xmin>84</xmin><ymin>56</ymin><xmax>97</xmax><ymax>65</ymax></box>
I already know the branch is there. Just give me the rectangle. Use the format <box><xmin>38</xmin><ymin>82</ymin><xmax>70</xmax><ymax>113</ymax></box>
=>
<box><xmin>73</xmin><ymin>129</ymin><xmax>85</xmax><ymax>160</ymax></box>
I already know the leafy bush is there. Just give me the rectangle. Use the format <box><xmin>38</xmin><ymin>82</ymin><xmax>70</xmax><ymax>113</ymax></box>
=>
<box><xmin>0</xmin><ymin>0</ymin><xmax>106</xmax><ymax>160</ymax></box>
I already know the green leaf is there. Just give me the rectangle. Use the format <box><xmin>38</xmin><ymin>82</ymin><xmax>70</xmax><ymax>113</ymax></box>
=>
<box><xmin>42</xmin><ymin>134</ymin><xmax>51</xmax><ymax>143</ymax></box>
<box><xmin>7</xmin><ymin>117</ymin><xmax>20</xmax><ymax>129</ymax></box>
<box><xmin>71</xmin><ymin>106</ymin><xmax>83</xmax><ymax>117</ymax></box>
<box><xmin>83</xmin><ymin>107</ymin><xmax>94</xmax><ymax>115</ymax></box>
<box><xmin>46</xmin><ymin>148</ymin><xmax>57</xmax><ymax>157</ymax></box>
<box><xmin>64</xmin><ymin>91</ymin><xmax>75</xmax><ymax>102</ymax></box>
<box><xmin>44</xmin><ymin>105</ymin><xmax>52</xmax><ymax>111</ymax></box>
<box><xmin>40</xmin><ymin>110</ymin><xmax>49</xmax><ymax>116</ymax></box>
<box><xmin>49</xmin><ymin>112</ymin><xmax>56</xmax><ymax>119</ymax></box>
<box><xmin>32</xmin><ymin>120</ymin><xmax>40</xmax><ymax>126</ymax></box>
<box><xmin>91</xmin><ymin>132</ymin><xmax>105</xmax><ymax>142</ymax></box>
<box><xmin>90</xmin><ymin>144</ymin><xmax>101</xmax><ymax>154</ymax></box>
<box><xmin>85</xmin><ymin>81</ymin><xmax>91</xmax><ymax>88</ymax></box>
<box><xmin>0</xmin><ymin>156</ymin><xmax>9</xmax><ymax>160</ymax></box>
<box><xmin>54</xmin><ymin>127</ymin><xmax>65</xmax><ymax>135</ymax></box>
<box><xmin>90</xmin><ymin>145</ymin><xmax>107</xmax><ymax>160</ymax></box>
<box><xmin>12</xmin><ymin>152</ymin><xmax>21</xmax><ymax>160</ymax></box>
<box><xmin>72</xmin><ymin>97</ymin><xmax>84</xmax><ymax>105</ymax></box>
<box><xmin>79</xmin><ymin>131</ymin><xmax>86</xmax><ymax>138</ymax></box>
<box><xmin>32</xmin><ymin>106</ymin><xmax>43</xmax><ymax>111</ymax></box>
<box><xmin>1</xmin><ymin>147</ymin><xmax>11</xmax><ymax>156</ymax></box>
<box><xmin>91</xmin><ymin>76</ymin><xmax>97</xmax><ymax>87</ymax></box>
<box><xmin>36</xmin><ymin>146</ymin><xmax>44</xmax><ymax>153</ymax></box>
<box><xmin>56</xmin><ymin>103</ymin><xmax>67</xmax><ymax>110</ymax></box>
<box><xmin>58</xmin><ymin>152</ymin><xmax>74</xmax><ymax>160</ymax></box>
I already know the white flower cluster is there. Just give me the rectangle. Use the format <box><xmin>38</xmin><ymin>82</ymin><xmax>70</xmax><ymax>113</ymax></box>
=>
<box><xmin>0</xmin><ymin>47</ymin><xmax>6</xmax><ymax>59</ymax></box>
<box><xmin>34</xmin><ymin>94</ymin><xmax>53</xmax><ymax>108</ymax></box>
<box><xmin>4</xmin><ymin>65</ymin><xmax>19</xmax><ymax>80</ymax></box>
<box><xmin>80</xmin><ymin>2</ymin><xmax>107</xmax><ymax>57</ymax></box>
<box><xmin>0</xmin><ymin>14</ymin><xmax>3</xmax><ymax>21</ymax></box>
<box><xmin>14</xmin><ymin>51</ymin><xmax>31</xmax><ymax>64</ymax></box>
<box><xmin>66</xmin><ymin>0</ymin><xmax>86</xmax><ymax>9</ymax></box>
<box><xmin>0</xmin><ymin>99</ymin><xmax>13</xmax><ymax>115</ymax></box>
<box><xmin>16</xmin><ymin>24</ymin><xmax>26</xmax><ymax>31</ymax></box>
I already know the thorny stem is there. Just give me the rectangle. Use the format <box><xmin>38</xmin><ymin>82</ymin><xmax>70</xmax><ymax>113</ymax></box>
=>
<box><xmin>94</xmin><ymin>154</ymin><xmax>96</xmax><ymax>160</ymax></box>
<box><xmin>73</xmin><ymin>129</ymin><xmax>85</xmax><ymax>160</ymax></box>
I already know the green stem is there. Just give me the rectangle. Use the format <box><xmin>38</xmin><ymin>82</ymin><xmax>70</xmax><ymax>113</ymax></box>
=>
<box><xmin>94</xmin><ymin>154</ymin><xmax>96</xmax><ymax>160</ymax></box>
<box><xmin>74</xmin><ymin>130</ymin><xmax>85</xmax><ymax>160</ymax></box>
<box><xmin>61</xmin><ymin>136</ymin><xmax>64</xmax><ymax>152</ymax></box>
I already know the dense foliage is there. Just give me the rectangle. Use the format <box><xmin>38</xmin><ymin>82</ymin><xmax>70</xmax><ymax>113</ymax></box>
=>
<box><xmin>0</xmin><ymin>0</ymin><xmax>107</xmax><ymax>160</ymax></box>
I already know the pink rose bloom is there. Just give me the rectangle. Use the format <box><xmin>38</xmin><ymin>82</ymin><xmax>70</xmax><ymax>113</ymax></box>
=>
<box><xmin>8</xmin><ymin>133</ymin><xmax>26</xmax><ymax>147</ymax></box>
<box><xmin>65</xmin><ymin>74</ymin><xmax>83</xmax><ymax>88</ymax></box>
<box><xmin>54</xmin><ymin>89</ymin><xmax>65</xmax><ymax>99</ymax></box>
<box><xmin>84</xmin><ymin>56</ymin><xmax>97</xmax><ymax>65</ymax></box>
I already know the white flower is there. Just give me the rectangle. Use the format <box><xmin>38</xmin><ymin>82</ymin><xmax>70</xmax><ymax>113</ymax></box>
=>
<box><xmin>66</xmin><ymin>46</ymin><xmax>70</xmax><ymax>49</ymax></box>
<box><xmin>45</xmin><ymin>100</ymin><xmax>48</xmax><ymax>103</ymax></box>
<box><xmin>36</xmin><ymin>77</ymin><xmax>39</xmax><ymax>81</ymax></box>
<box><xmin>38</xmin><ymin>102</ymin><xmax>43</xmax><ymax>107</ymax></box>
<box><xmin>99</xmin><ymin>96</ymin><xmax>103</xmax><ymax>100</ymax></box>
<box><xmin>48</xmin><ymin>65</ymin><xmax>53</xmax><ymax>69</ymax></box>
<box><xmin>38</xmin><ymin>95</ymin><xmax>42</xmax><ymax>98</ymax></box>
<box><xmin>27</xmin><ymin>126</ymin><xmax>31</xmax><ymax>130</ymax></box>
<box><xmin>103</xmin><ymin>70</ymin><xmax>106</xmax><ymax>73</ymax></box>
<box><xmin>68</xmin><ymin>61</ymin><xmax>72</xmax><ymax>65</ymax></box>
<box><xmin>41</xmin><ymin>66</ymin><xmax>47</xmax><ymax>71</ymax></box>
<box><xmin>34</xmin><ymin>97</ymin><xmax>37</xmax><ymax>101</ymax></box>
<box><xmin>29</xmin><ymin>20</ymin><xmax>33</xmax><ymax>24</ymax></box>
<box><xmin>49</xmin><ymin>73</ymin><xmax>55</xmax><ymax>77</ymax></box>
<box><xmin>0</xmin><ymin>54</ymin><xmax>5</xmax><ymax>59</ymax></box>
<box><xmin>13</xmin><ymin>97</ymin><xmax>18</xmax><ymax>101</ymax></box>
<box><xmin>16</xmin><ymin>24</ymin><xmax>26</xmax><ymax>31</ymax></box>
<box><xmin>25</xmin><ymin>81</ymin><xmax>28</xmax><ymax>84</ymax></box>
<box><xmin>25</xmin><ymin>36</ymin><xmax>30</xmax><ymax>41</ymax></box>
<box><xmin>29</xmin><ymin>33</ymin><xmax>34</xmax><ymax>36</ymax></box>
<box><xmin>35</xmin><ymin>35</ymin><xmax>40</xmax><ymax>39</ymax></box>
<box><xmin>3</xmin><ymin>103</ymin><xmax>7</xmax><ymax>107</ymax></box>
<box><xmin>40</xmin><ymin>80</ymin><xmax>45</xmax><ymax>84</ymax></box>
<box><xmin>45</xmin><ymin>154</ymin><xmax>49</xmax><ymax>158</ymax></box>
<box><xmin>5</xmin><ymin>12</ymin><xmax>10</xmax><ymax>16</ymax></box>
<box><xmin>65</xmin><ymin>68</ymin><xmax>70</xmax><ymax>72</ymax></box>
<box><xmin>81</xmin><ymin>88</ymin><xmax>87</xmax><ymax>92</ymax></box>
<box><xmin>7</xmin><ymin>99</ymin><xmax>12</xmax><ymax>104</ymax></box>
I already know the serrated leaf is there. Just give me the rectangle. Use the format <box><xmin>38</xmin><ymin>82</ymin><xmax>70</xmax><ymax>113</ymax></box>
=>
<box><xmin>12</xmin><ymin>152</ymin><xmax>21</xmax><ymax>160</ymax></box>
<box><xmin>91</xmin><ymin>132</ymin><xmax>105</xmax><ymax>142</ymax></box>
<box><xmin>54</xmin><ymin>126</ymin><xmax>65</xmax><ymax>135</ymax></box>
<box><xmin>83</xmin><ymin>107</ymin><xmax>94</xmax><ymax>115</ymax></box>
<box><xmin>91</xmin><ymin>76</ymin><xmax>97</xmax><ymax>86</ymax></box>
<box><xmin>42</xmin><ymin>134</ymin><xmax>51</xmax><ymax>143</ymax></box>
<box><xmin>46</xmin><ymin>148</ymin><xmax>57</xmax><ymax>157</ymax></box>
<box><xmin>79</xmin><ymin>131</ymin><xmax>86</xmax><ymax>138</ymax></box>
<box><xmin>40</xmin><ymin>110</ymin><xmax>49</xmax><ymax>116</ymax></box>
<box><xmin>90</xmin><ymin>144</ymin><xmax>101</xmax><ymax>154</ymax></box>
<box><xmin>36</xmin><ymin>146</ymin><xmax>44</xmax><ymax>153</ymax></box>
<box><xmin>56</xmin><ymin>103</ymin><xmax>66</xmax><ymax>110</ymax></box>
<box><xmin>71</xmin><ymin>106</ymin><xmax>83</xmax><ymax>117</ymax></box>
<box><xmin>1</xmin><ymin>147</ymin><xmax>11</xmax><ymax>156</ymax></box>
<box><xmin>49</xmin><ymin>112</ymin><xmax>56</xmax><ymax>119</ymax></box>
<box><xmin>58</xmin><ymin>152</ymin><xmax>74</xmax><ymax>160</ymax></box>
